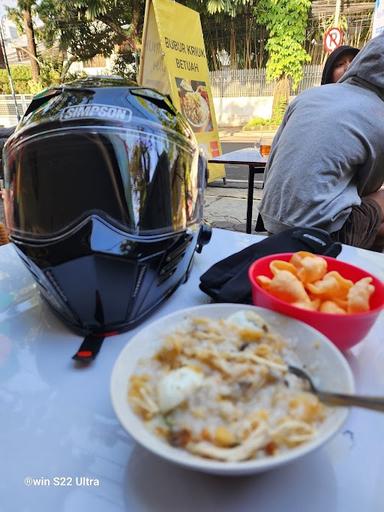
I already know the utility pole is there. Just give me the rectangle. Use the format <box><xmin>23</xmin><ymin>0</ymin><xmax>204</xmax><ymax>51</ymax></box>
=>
<box><xmin>334</xmin><ymin>0</ymin><xmax>342</xmax><ymax>27</ymax></box>
<box><xmin>0</xmin><ymin>22</ymin><xmax>20</xmax><ymax>122</ymax></box>
<box><xmin>0</xmin><ymin>39</ymin><xmax>5</xmax><ymax>69</ymax></box>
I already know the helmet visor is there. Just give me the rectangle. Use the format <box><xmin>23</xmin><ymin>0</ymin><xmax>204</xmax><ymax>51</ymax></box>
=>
<box><xmin>4</xmin><ymin>127</ymin><xmax>203</xmax><ymax>239</ymax></box>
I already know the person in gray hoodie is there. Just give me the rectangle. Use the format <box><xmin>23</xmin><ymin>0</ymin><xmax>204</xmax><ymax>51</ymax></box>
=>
<box><xmin>259</xmin><ymin>34</ymin><xmax>384</xmax><ymax>250</ymax></box>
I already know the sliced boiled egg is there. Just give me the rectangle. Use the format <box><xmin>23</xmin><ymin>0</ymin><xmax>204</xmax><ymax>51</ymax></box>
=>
<box><xmin>157</xmin><ymin>367</ymin><xmax>204</xmax><ymax>413</ymax></box>
<box><xmin>226</xmin><ymin>310</ymin><xmax>268</xmax><ymax>332</ymax></box>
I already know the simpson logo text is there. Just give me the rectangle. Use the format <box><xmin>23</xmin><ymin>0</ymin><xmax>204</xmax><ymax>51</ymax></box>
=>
<box><xmin>60</xmin><ymin>104</ymin><xmax>132</xmax><ymax>121</ymax></box>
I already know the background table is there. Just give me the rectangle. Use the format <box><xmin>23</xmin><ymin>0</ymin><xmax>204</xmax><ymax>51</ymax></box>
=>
<box><xmin>1</xmin><ymin>230</ymin><xmax>384</xmax><ymax>512</ymax></box>
<box><xmin>209</xmin><ymin>148</ymin><xmax>267</xmax><ymax>233</ymax></box>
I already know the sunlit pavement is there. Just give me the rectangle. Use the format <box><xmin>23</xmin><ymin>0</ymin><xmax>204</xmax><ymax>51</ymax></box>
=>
<box><xmin>204</xmin><ymin>184</ymin><xmax>263</xmax><ymax>233</ymax></box>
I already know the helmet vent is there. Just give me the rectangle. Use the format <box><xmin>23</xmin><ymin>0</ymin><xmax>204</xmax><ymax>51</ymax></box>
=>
<box><xmin>132</xmin><ymin>265</ymin><xmax>147</xmax><ymax>298</ymax></box>
<box><xmin>157</xmin><ymin>265</ymin><xmax>178</xmax><ymax>285</ymax></box>
<box><xmin>157</xmin><ymin>235</ymin><xmax>192</xmax><ymax>285</ymax></box>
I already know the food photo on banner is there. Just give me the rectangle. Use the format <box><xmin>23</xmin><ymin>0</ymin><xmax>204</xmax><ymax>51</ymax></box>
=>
<box><xmin>175</xmin><ymin>77</ymin><xmax>213</xmax><ymax>133</ymax></box>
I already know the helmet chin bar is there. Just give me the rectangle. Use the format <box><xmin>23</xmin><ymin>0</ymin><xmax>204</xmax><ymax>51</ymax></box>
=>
<box><xmin>12</xmin><ymin>215</ymin><xmax>204</xmax><ymax>340</ymax></box>
<box><xmin>70</xmin><ymin>223</ymin><xmax>212</xmax><ymax>364</ymax></box>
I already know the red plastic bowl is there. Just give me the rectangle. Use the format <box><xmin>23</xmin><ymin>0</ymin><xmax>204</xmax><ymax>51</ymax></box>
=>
<box><xmin>249</xmin><ymin>253</ymin><xmax>384</xmax><ymax>350</ymax></box>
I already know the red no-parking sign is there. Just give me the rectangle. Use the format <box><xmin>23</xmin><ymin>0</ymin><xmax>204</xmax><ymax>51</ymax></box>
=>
<box><xmin>323</xmin><ymin>27</ymin><xmax>344</xmax><ymax>53</ymax></box>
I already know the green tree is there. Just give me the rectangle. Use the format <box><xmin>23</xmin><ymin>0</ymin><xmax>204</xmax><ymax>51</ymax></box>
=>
<box><xmin>75</xmin><ymin>0</ymin><xmax>143</xmax><ymax>50</ymax></box>
<box><xmin>37</xmin><ymin>0</ymin><xmax>144</xmax><ymax>80</ymax></box>
<box><xmin>195</xmin><ymin>0</ymin><xmax>255</xmax><ymax>16</ymax></box>
<box><xmin>257</xmin><ymin>0</ymin><xmax>311</xmax><ymax>122</ymax></box>
<box><xmin>191</xmin><ymin>0</ymin><xmax>259</xmax><ymax>68</ymax></box>
<box><xmin>195</xmin><ymin>0</ymin><xmax>311</xmax><ymax>121</ymax></box>
<box><xmin>93</xmin><ymin>0</ymin><xmax>145</xmax><ymax>77</ymax></box>
<box><xmin>7</xmin><ymin>0</ymin><xmax>40</xmax><ymax>81</ymax></box>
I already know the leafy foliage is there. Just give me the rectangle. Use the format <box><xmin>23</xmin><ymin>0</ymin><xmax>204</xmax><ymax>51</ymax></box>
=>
<box><xmin>73</xmin><ymin>0</ymin><xmax>113</xmax><ymax>19</ymax></box>
<box><xmin>256</xmin><ymin>0</ymin><xmax>311</xmax><ymax>89</ymax></box>
<box><xmin>0</xmin><ymin>65</ymin><xmax>34</xmax><ymax>93</ymax></box>
<box><xmin>111</xmin><ymin>48</ymin><xmax>137</xmax><ymax>81</ymax></box>
<box><xmin>38</xmin><ymin>56</ymin><xmax>64</xmax><ymax>87</ymax></box>
<box><xmin>243</xmin><ymin>116</ymin><xmax>277</xmax><ymax>130</ymax></box>
<box><xmin>6</xmin><ymin>6</ymin><xmax>26</xmax><ymax>36</ymax></box>
<box><xmin>201</xmin><ymin>0</ymin><xmax>255</xmax><ymax>16</ymax></box>
<box><xmin>38</xmin><ymin>1</ymin><xmax>120</xmax><ymax>61</ymax></box>
<box><xmin>37</xmin><ymin>0</ymin><xmax>144</xmax><ymax>79</ymax></box>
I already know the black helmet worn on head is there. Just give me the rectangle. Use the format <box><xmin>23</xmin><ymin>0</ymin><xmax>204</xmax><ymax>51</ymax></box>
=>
<box><xmin>3</xmin><ymin>76</ymin><xmax>210</xmax><ymax>340</ymax></box>
<box><xmin>321</xmin><ymin>45</ymin><xmax>360</xmax><ymax>85</ymax></box>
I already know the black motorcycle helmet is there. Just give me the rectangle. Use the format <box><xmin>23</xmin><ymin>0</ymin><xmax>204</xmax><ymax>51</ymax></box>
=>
<box><xmin>3</xmin><ymin>77</ymin><xmax>211</xmax><ymax>346</ymax></box>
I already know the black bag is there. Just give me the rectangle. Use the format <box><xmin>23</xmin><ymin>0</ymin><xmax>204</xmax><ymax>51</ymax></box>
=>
<box><xmin>199</xmin><ymin>227</ymin><xmax>342</xmax><ymax>304</ymax></box>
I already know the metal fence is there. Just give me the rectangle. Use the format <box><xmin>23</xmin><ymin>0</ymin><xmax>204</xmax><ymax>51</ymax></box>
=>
<box><xmin>0</xmin><ymin>67</ymin><xmax>324</xmax><ymax>125</ymax></box>
<box><xmin>209</xmin><ymin>65</ymin><xmax>323</xmax><ymax>97</ymax></box>
<box><xmin>0</xmin><ymin>95</ymin><xmax>33</xmax><ymax>126</ymax></box>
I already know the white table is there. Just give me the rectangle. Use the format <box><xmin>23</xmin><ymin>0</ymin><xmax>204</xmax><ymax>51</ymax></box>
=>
<box><xmin>1</xmin><ymin>229</ymin><xmax>384</xmax><ymax>512</ymax></box>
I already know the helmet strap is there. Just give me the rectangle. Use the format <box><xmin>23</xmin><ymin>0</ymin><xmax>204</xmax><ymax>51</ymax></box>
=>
<box><xmin>72</xmin><ymin>334</ymin><xmax>106</xmax><ymax>363</ymax></box>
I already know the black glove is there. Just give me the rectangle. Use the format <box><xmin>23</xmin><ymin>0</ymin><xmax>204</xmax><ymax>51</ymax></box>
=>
<box><xmin>199</xmin><ymin>227</ymin><xmax>342</xmax><ymax>304</ymax></box>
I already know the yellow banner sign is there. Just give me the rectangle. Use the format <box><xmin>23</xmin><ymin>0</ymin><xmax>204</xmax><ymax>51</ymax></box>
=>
<box><xmin>139</xmin><ymin>0</ymin><xmax>225</xmax><ymax>182</ymax></box>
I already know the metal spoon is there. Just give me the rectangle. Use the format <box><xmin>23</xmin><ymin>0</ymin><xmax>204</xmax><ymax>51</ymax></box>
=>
<box><xmin>288</xmin><ymin>365</ymin><xmax>384</xmax><ymax>412</ymax></box>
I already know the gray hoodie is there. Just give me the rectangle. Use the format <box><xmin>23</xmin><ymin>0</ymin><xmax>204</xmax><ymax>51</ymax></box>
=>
<box><xmin>259</xmin><ymin>33</ymin><xmax>384</xmax><ymax>234</ymax></box>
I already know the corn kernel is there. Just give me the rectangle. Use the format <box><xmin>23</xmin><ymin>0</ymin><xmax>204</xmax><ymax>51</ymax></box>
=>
<box><xmin>215</xmin><ymin>426</ymin><xmax>236</xmax><ymax>447</ymax></box>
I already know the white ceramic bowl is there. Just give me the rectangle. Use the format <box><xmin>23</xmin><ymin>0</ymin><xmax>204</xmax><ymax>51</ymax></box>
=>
<box><xmin>110</xmin><ymin>304</ymin><xmax>354</xmax><ymax>476</ymax></box>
